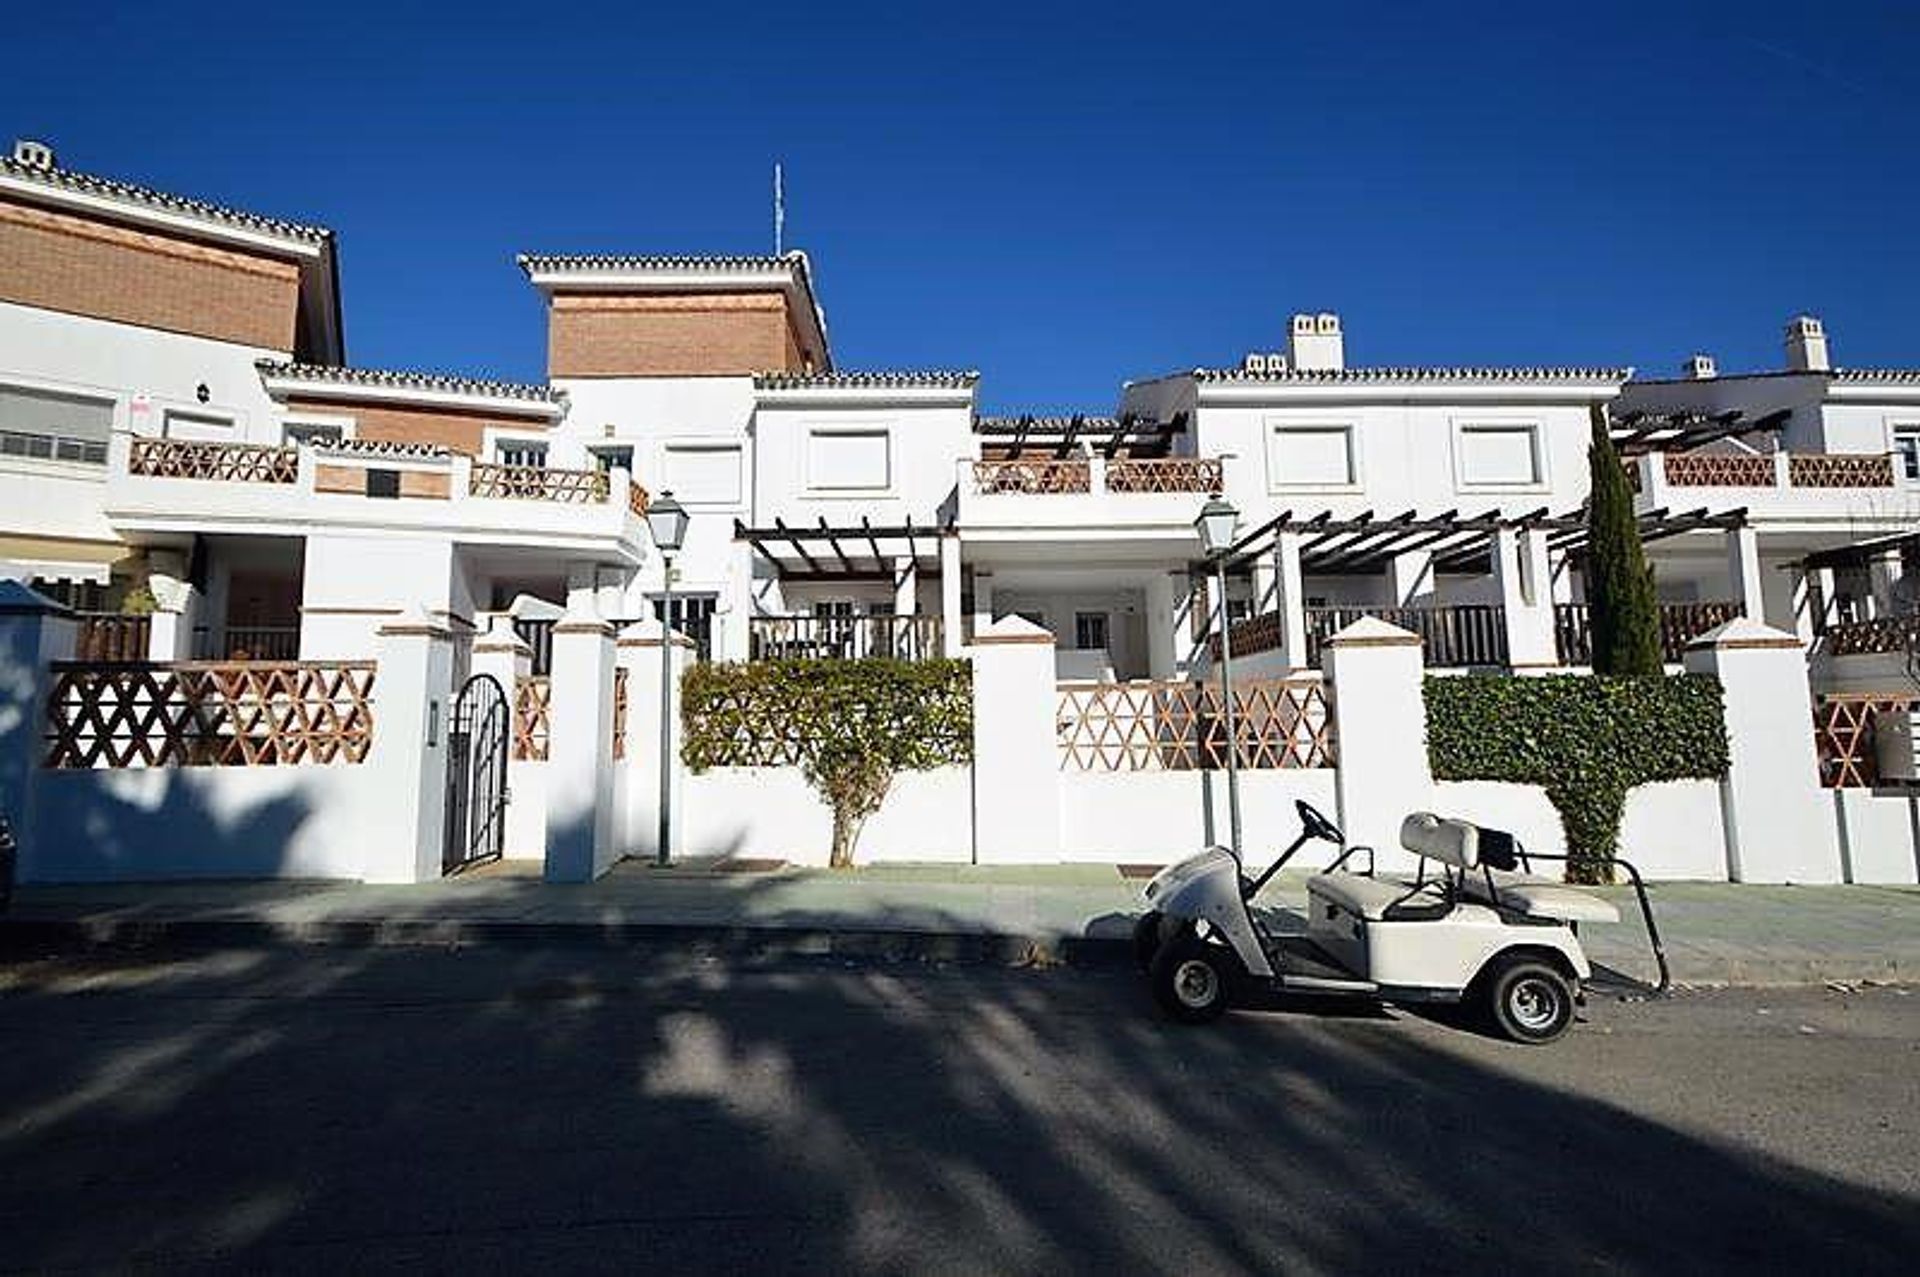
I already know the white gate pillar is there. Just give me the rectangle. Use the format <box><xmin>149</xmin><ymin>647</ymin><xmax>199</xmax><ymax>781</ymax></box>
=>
<box><xmin>617</xmin><ymin>618</ymin><xmax>693</xmax><ymax>862</ymax></box>
<box><xmin>1684</xmin><ymin>619</ymin><xmax>1840</xmax><ymax>883</ymax></box>
<box><xmin>544</xmin><ymin>600</ymin><xmax>617</xmax><ymax>882</ymax></box>
<box><xmin>1493</xmin><ymin>526</ymin><xmax>1559</xmax><ymax>670</ymax></box>
<box><xmin>940</xmin><ymin>534</ymin><xmax>964</xmax><ymax>657</ymax></box>
<box><xmin>971</xmin><ymin>616</ymin><xmax>1059</xmax><ymax>863</ymax></box>
<box><xmin>1324</xmin><ymin>617</ymin><xmax>1431</xmax><ymax>872</ymax></box>
<box><xmin>364</xmin><ymin>607</ymin><xmax>455</xmax><ymax>884</ymax></box>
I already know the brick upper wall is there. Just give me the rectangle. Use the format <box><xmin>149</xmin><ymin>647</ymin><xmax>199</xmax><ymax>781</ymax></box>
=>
<box><xmin>0</xmin><ymin>196</ymin><xmax>302</xmax><ymax>351</ymax></box>
<box><xmin>548</xmin><ymin>292</ymin><xmax>817</xmax><ymax>377</ymax></box>
<box><xmin>285</xmin><ymin>396</ymin><xmax>551</xmax><ymax>457</ymax></box>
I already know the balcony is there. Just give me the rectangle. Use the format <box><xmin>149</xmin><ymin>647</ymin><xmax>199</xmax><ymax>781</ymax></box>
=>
<box><xmin>1220</xmin><ymin>603</ymin><xmax>1509</xmax><ymax>668</ymax></box>
<box><xmin>1628</xmin><ymin>450</ymin><xmax>1906</xmax><ymax>521</ymax></box>
<box><xmin>105</xmin><ymin>434</ymin><xmax>650</xmax><ymax>562</ymax></box>
<box><xmin>958</xmin><ymin>456</ymin><xmax>1226</xmax><ymax>538</ymax></box>
<box><xmin>1553</xmin><ymin>600</ymin><xmax>1743</xmax><ymax>666</ymax></box>
<box><xmin>748</xmin><ymin>614</ymin><xmax>944</xmax><ymax>661</ymax></box>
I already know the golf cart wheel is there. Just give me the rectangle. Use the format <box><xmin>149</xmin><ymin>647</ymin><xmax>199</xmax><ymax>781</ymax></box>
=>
<box><xmin>1150</xmin><ymin>938</ymin><xmax>1234</xmax><ymax>1025</ymax></box>
<box><xmin>1132</xmin><ymin>911</ymin><xmax>1165</xmax><ymax>972</ymax></box>
<box><xmin>1482</xmin><ymin>956</ymin><xmax>1575</xmax><ymax>1045</ymax></box>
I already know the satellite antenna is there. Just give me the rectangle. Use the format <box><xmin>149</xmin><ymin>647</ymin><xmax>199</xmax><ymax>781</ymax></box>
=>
<box><xmin>773</xmin><ymin>162</ymin><xmax>785</xmax><ymax>256</ymax></box>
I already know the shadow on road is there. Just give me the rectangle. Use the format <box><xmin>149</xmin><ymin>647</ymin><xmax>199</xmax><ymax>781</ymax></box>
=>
<box><xmin>0</xmin><ymin>940</ymin><xmax>1913</xmax><ymax>1274</ymax></box>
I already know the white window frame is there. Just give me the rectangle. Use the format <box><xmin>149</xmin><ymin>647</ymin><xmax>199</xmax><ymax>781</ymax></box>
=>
<box><xmin>0</xmin><ymin>380</ymin><xmax>117</xmax><ymax>469</ymax></box>
<box><xmin>658</xmin><ymin>439</ymin><xmax>746</xmax><ymax>508</ymax></box>
<box><xmin>1451</xmin><ymin>418</ymin><xmax>1548</xmax><ymax>492</ymax></box>
<box><xmin>487</xmin><ymin>431</ymin><xmax>550</xmax><ymax>468</ymax></box>
<box><xmin>1265</xmin><ymin>417</ymin><xmax>1362</xmax><ymax>493</ymax></box>
<box><xmin>1890</xmin><ymin>421</ymin><xmax>1920</xmax><ymax>484</ymax></box>
<box><xmin>161</xmin><ymin>409</ymin><xmax>235</xmax><ymax>440</ymax></box>
<box><xmin>281</xmin><ymin>411</ymin><xmax>356</xmax><ymax>447</ymax></box>
<box><xmin>804</xmin><ymin>424</ymin><xmax>894</xmax><ymax>497</ymax></box>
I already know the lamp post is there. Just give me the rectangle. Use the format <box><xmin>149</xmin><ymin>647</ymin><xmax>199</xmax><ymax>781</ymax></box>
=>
<box><xmin>644</xmin><ymin>490</ymin><xmax>689</xmax><ymax>867</ymax></box>
<box><xmin>1195</xmin><ymin>493</ymin><xmax>1243</xmax><ymax>862</ymax></box>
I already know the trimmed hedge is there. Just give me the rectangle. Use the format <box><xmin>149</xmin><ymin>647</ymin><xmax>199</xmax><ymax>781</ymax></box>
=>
<box><xmin>682</xmin><ymin>659</ymin><xmax>972</xmax><ymax>867</ymax></box>
<box><xmin>1423</xmin><ymin>674</ymin><xmax>1728</xmax><ymax>883</ymax></box>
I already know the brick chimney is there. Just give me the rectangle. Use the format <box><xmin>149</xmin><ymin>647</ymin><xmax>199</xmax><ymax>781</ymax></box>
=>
<box><xmin>1784</xmin><ymin>315</ymin><xmax>1830</xmax><ymax>373</ymax></box>
<box><xmin>1286</xmin><ymin>312</ymin><xmax>1344</xmax><ymax>372</ymax></box>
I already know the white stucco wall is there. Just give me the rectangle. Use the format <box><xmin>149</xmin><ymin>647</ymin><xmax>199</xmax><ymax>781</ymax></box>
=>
<box><xmin>1433</xmin><ymin>779</ymin><xmax>1728</xmax><ymax>880</ymax></box>
<box><xmin>681</xmin><ymin>765</ymin><xmax>973</xmax><ymax>864</ymax></box>
<box><xmin>24</xmin><ymin>764</ymin><xmax>382</xmax><ymax>882</ymax></box>
<box><xmin>1058</xmin><ymin>769</ymin><xmax>1340</xmax><ymax>863</ymax></box>
<box><xmin>1834</xmin><ymin>788</ymin><xmax>1920</xmax><ymax>885</ymax></box>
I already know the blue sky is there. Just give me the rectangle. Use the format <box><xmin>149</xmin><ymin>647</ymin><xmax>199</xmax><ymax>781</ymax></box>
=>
<box><xmin>5</xmin><ymin>2</ymin><xmax>1915</xmax><ymax>412</ymax></box>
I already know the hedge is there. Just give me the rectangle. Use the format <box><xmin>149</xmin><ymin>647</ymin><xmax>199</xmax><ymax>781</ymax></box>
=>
<box><xmin>1423</xmin><ymin>674</ymin><xmax>1728</xmax><ymax>883</ymax></box>
<box><xmin>681</xmin><ymin>659</ymin><xmax>973</xmax><ymax>867</ymax></box>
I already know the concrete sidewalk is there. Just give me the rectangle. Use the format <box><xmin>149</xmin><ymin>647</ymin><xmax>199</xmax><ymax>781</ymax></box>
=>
<box><xmin>3</xmin><ymin>860</ymin><xmax>1915</xmax><ymax>987</ymax></box>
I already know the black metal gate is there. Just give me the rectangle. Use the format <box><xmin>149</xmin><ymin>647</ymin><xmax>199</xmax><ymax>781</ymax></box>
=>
<box><xmin>444</xmin><ymin>673</ymin><xmax>510</xmax><ymax>875</ymax></box>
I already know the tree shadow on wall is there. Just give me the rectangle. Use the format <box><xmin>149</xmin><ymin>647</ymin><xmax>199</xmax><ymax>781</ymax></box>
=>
<box><xmin>0</xmin><ymin>941</ymin><xmax>1914</xmax><ymax>1274</ymax></box>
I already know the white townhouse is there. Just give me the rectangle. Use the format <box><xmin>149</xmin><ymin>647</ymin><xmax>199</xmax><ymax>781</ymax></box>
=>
<box><xmin>2</xmin><ymin>137</ymin><xmax>1915</xmax><ymax>691</ymax></box>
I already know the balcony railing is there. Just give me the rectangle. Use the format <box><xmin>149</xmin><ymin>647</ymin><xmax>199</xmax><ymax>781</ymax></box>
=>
<box><xmin>749</xmin><ymin>614</ymin><xmax>944</xmax><ymax>661</ymax></box>
<box><xmin>970</xmin><ymin>456</ymin><xmax>1226</xmax><ymax>496</ymax></box>
<box><xmin>1103</xmin><ymin>458</ymin><xmax>1224</xmax><ymax>494</ymax></box>
<box><xmin>972</xmin><ymin>459</ymin><xmax>1090</xmax><ymax>494</ymax></box>
<box><xmin>1656</xmin><ymin>451</ymin><xmax>1895</xmax><ymax>490</ymax></box>
<box><xmin>74</xmin><ymin>613</ymin><xmax>151</xmax><ymax>662</ymax></box>
<box><xmin>469</xmin><ymin>463</ymin><xmax>609</xmax><ymax>503</ymax></box>
<box><xmin>1303</xmin><ymin>605</ymin><xmax>1508</xmax><ymax>668</ymax></box>
<box><xmin>1553</xmin><ymin>600</ymin><xmax>1742</xmax><ymax>666</ymax></box>
<box><xmin>129</xmin><ymin>438</ymin><xmax>297</xmax><ymax>484</ymax></box>
<box><xmin>196</xmin><ymin>625</ymin><xmax>301</xmax><ymax>662</ymax></box>
<box><xmin>1823</xmin><ymin>614</ymin><xmax>1920</xmax><ymax>657</ymax></box>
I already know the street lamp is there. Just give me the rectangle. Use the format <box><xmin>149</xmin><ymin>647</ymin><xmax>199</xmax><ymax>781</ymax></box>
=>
<box><xmin>1195</xmin><ymin>493</ymin><xmax>1243</xmax><ymax>862</ymax></box>
<box><xmin>645</xmin><ymin>490</ymin><xmax>690</xmax><ymax>866</ymax></box>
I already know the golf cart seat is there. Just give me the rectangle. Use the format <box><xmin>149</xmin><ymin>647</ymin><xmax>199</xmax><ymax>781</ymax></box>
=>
<box><xmin>1453</xmin><ymin>823</ymin><xmax>1622</xmax><ymax>924</ymax></box>
<box><xmin>1307</xmin><ymin>871</ymin><xmax>1451</xmax><ymax>922</ymax></box>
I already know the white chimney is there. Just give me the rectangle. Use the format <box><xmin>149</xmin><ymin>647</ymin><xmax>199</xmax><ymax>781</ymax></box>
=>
<box><xmin>1684</xmin><ymin>353</ymin><xmax>1717</xmax><ymax>380</ymax></box>
<box><xmin>1242</xmin><ymin>352</ymin><xmax>1268</xmax><ymax>374</ymax></box>
<box><xmin>11</xmin><ymin>139</ymin><xmax>56</xmax><ymax>170</ymax></box>
<box><xmin>1287</xmin><ymin>312</ymin><xmax>1344</xmax><ymax>372</ymax></box>
<box><xmin>1784</xmin><ymin>315</ymin><xmax>1830</xmax><ymax>372</ymax></box>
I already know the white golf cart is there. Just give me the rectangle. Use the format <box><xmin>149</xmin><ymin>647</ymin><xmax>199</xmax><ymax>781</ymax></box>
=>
<box><xmin>1134</xmin><ymin>800</ymin><xmax>1668</xmax><ymax>1043</ymax></box>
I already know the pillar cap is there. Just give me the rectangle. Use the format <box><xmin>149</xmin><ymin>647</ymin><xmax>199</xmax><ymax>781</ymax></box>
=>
<box><xmin>0</xmin><ymin>579</ymin><xmax>73</xmax><ymax>616</ymax></box>
<box><xmin>1324</xmin><ymin>616</ymin><xmax>1421</xmax><ymax>648</ymax></box>
<box><xmin>616</xmin><ymin>617</ymin><xmax>695</xmax><ymax>649</ymax></box>
<box><xmin>974</xmin><ymin>614</ymin><xmax>1054</xmax><ymax>646</ymax></box>
<box><xmin>376</xmin><ymin>603</ymin><xmax>451</xmax><ymax>639</ymax></box>
<box><xmin>1686</xmin><ymin>616</ymin><xmax>1804</xmax><ymax>652</ymax></box>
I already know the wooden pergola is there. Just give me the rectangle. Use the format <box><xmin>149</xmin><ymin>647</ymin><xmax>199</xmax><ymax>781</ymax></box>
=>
<box><xmin>1609</xmin><ymin>408</ymin><xmax>1789</xmax><ymax>457</ymax></box>
<box><xmin>733</xmin><ymin>516</ymin><xmax>949</xmax><ymax>583</ymax></box>
<box><xmin>973</xmin><ymin>412</ymin><xmax>1188</xmax><ymax>459</ymax></box>
<box><xmin>1203</xmin><ymin>505</ymin><xmax>1750</xmax><ymax>578</ymax></box>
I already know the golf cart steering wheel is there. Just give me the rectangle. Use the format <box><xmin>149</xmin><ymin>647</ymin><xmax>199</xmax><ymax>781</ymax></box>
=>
<box><xmin>1295</xmin><ymin>799</ymin><xmax>1343</xmax><ymax>845</ymax></box>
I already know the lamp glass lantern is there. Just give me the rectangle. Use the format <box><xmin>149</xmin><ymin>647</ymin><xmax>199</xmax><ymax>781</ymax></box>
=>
<box><xmin>1195</xmin><ymin>493</ymin><xmax>1239</xmax><ymax>559</ymax></box>
<box><xmin>646</xmin><ymin>490</ymin><xmax>689</xmax><ymax>554</ymax></box>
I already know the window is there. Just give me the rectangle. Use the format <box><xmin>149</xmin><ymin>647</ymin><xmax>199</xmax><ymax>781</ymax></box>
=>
<box><xmin>663</xmin><ymin>444</ymin><xmax>743</xmax><ymax>504</ymax></box>
<box><xmin>650</xmin><ymin>594</ymin><xmax>717</xmax><ymax>660</ymax></box>
<box><xmin>284</xmin><ymin>421</ymin><xmax>345</xmax><ymax>447</ymax></box>
<box><xmin>0</xmin><ymin>385</ymin><xmax>112</xmax><ymax>465</ymax></box>
<box><xmin>163</xmin><ymin>411</ymin><xmax>232</xmax><ymax>441</ymax></box>
<box><xmin>1074</xmin><ymin>611</ymin><xmax>1109</xmax><ymax>652</ymax></box>
<box><xmin>497</xmin><ymin>440</ymin><xmax>548</xmax><ymax>468</ymax></box>
<box><xmin>366</xmin><ymin>469</ymin><xmax>400</xmax><ymax>499</ymax></box>
<box><xmin>589</xmin><ymin>445</ymin><xmax>634</xmax><ymax>475</ymax></box>
<box><xmin>1895</xmin><ymin>427</ymin><xmax>1920</xmax><ymax>482</ymax></box>
<box><xmin>1457</xmin><ymin>424</ymin><xmax>1542</xmax><ymax>487</ymax></box>
<box><xmin>1269</xmin><ymin>425</ymin><xmax>1356</xmax><ymax>487</ymax></box>
<box><xmin>807</xmin><ymin>429</ymin><xmax>890</xmax><ymax>491</ymax></box>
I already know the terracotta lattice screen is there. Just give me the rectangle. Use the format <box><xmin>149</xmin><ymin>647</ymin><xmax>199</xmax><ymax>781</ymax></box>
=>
<box><xmin>1057</xmin><ymin>678</ymin><xmax>1335</xmax><ymax>772</ymax></box>
<box><xmin>1813</xmin><ymin>694</ymin><xmax>1914</xmax><ymax>789</ymax></box>
<box><xmin>44</xmin><ymin>661</ymin><xmax>375</xmax><ymax>768</ymax></box>
<box><xmin>515</xmin><ymin>676</ymin><xmax>552</xmax><ymax>762</ymax></box>
<box><xmin>128</xmin><ymin>438</ymin><xmax>298</xmax><ymax>484</ymax></box>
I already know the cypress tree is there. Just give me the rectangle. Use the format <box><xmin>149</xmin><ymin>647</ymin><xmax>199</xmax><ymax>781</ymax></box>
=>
<box><xmin>1586</xmin><ymin>405</ymin><xmax>1665</xmax><ymax>676</ymax></box>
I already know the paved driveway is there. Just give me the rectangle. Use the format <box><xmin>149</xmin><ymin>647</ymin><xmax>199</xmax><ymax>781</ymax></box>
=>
<box><xmin>0</xmin><ymin>948</ymin><xmax>1914</xmax><ymax>1274</ymax></box>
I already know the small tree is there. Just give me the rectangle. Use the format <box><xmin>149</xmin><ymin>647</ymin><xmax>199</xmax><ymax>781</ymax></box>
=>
<box><xmin>682</xmin><ymin>659</ymin><xmax>973</xmax><ymax>869</ymax></box>
<box><xmin>1586</xmin><ymin>405</ymin><xmax>1664</xmax><ymax>676</ymax></box>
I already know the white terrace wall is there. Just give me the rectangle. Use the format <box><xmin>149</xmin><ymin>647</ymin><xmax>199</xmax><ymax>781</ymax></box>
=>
<box><xmin>682</xmin><ymin>766</ymin><xmax>973</xmax><ymax>865</ymax></box>
<box><xmin>1058</xmin><ymin>770</ymin><xmax>1338</xmax><ymax>862</ymax></box>
<box><xmin>1832</xmin><ymin>789</ymin><xmax>1920</xmax><ymax>885</ymax></box>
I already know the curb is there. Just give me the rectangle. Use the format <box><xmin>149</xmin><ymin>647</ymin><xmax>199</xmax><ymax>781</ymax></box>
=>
<box><xmin>0</xmin><ymin>916</ymin><xmax>1138</xmax><ymax>968</ymax></box>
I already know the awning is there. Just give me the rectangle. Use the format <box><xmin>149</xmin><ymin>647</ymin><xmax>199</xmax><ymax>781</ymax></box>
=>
<box><xmin>735</xmin><ymin>517</ymin><xmax>949</xmax><ymax>581</ymax></box>
<box><xmin>0</xmin><ymin>535</ymin><xmax>129</xmax><ymax>585</ymax></box>
<box><xmin>1208</xmin><ymin>506</ymin><xmax>1748</xmax><ymax>577</ymax></box>
<box><xmin>1796</xmin><ymin>530</ymin><xmax>1920</xmax><ymax>572</ymax></box>
<box><xmin>1609</xmin><ymin>408</ymin><xmax>1789</xmax><ymax>457</ymax></box>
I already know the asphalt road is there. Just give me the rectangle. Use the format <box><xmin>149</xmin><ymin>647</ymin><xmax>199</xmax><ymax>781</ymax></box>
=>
<box><xmin>0</xmin><ymin>947</ymin><xmax>1914</xmax><ymax>1276</ymax></box>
